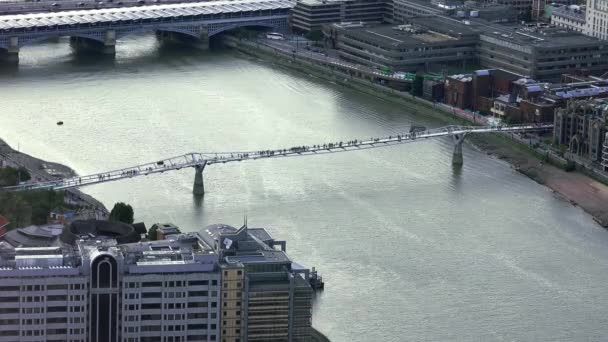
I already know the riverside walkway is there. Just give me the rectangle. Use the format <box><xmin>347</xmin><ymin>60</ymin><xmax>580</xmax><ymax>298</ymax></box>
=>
<box><xmin>1</xmin><ymin>124</ymin><xmax>553</xmax><ymax>193</ymax></box>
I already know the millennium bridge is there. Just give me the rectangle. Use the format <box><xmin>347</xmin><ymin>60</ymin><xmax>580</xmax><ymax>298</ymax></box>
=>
<box><xmin>0</xmin><ymin>0</ymin><xmax>292</xmax><ymax>62</ymax></box>
<box><xmin>1</xmin><ymin>124</ymin><xmax>553</xmax><ymax>195</ymax></box>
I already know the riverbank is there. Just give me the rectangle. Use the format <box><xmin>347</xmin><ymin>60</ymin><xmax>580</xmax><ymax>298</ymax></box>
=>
<box><xmin>0</xmin><ymin>138</ymin><xmax>108</xmax><ymax>214</ymax></box>
<box><xmin>227</xmin><ymin>37</ymin><xmax>608</xmax><ymax>227</ymax></box>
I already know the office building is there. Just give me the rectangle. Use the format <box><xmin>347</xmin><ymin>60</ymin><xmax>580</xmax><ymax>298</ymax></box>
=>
<box><xmin>392</xmin><ymin>0</ymin><xmax>444</xmax><ymax>22</ymax></box>
<box><xmin>291</xmin><ymin>0</ymin><xmax>391</xmax><ymax>33</ymax></box>
<box><xmin>584</xmin><ymin>0</ymin><xmax>608</xmax><ymax>40</ymax></box>
<box><xmin>200</xmin><ymin>224</ymin><xmax>313</xmax><ymax>342</ymax></box>
<box><xmin>330</xmin><ymin>17</ymin><xmax>479</xmax><ymax>72</ymax></box>
<box><xmin>0</xmin><ymin>219</ymin><xmax>317</xmax><ymax>342</ymax></box>
<box><xmin>551</xmin><ymin>5</ymin><xmax>586</xmax><ymax>32</ymax></box>
<box><xmin>475</xmin><ymin>21</ymin><xmax>608</xmax><ymax>81</ymax></box>
<box><xmin>330</xmin><ymin>16</ymin><xmax>608</xmax><ymax>80</ymax></box>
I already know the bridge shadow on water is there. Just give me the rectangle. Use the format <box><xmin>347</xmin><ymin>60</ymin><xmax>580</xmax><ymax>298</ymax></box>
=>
<box><xmin>0</xmin><ymin>36</ymin><xmax>232</xmax><ymax>79</ymax></box>
<box><xmin>450</xmin><ymin>163</ymin><xmax>464</xmax><ymax>191</ymax></box>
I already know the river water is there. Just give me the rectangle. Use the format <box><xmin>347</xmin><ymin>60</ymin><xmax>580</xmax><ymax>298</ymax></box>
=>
<box><xmin>2</xmin><ymin>36</ymin><xmax>608</xmax><ymax>341</ymax></box>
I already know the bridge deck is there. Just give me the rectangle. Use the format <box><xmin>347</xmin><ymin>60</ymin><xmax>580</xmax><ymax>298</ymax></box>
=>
<box><xmin>1</xmin><ymin>124</ymin><xmax>553</xmax><ymax>192</ymax></box>
<box><xmin>0</xmin><ymin>0</ymin><xmax>293</xmax><ymax>31</ymax></box>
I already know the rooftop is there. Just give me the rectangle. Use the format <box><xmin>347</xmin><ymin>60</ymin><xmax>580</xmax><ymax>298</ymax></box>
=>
<box><xmin>1</xmin><ymin>224</ymin><xmax>64</xmax><ymax>248</ymax></box>
<box><xmin>413</xmin><ymin>15</ymin><xmax>603</xmax><ymax>49</ymax></box>
<box><xmin>201</xmin><ymin>223</ymin><xmax>292</xmax><ymax>266</ymax></box>
<box><xmin>336</xmin><ymin>23</ymin><xmax>475</xmax><ymax>48</ymax></box>
<box><xmin>552</xmin><ymin>5</ymin><xmax>586</xmax><ymax>23</ymax></box>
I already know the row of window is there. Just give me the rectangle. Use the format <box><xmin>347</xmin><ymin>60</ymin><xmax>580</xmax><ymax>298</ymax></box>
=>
<box><xmin>0</xmin><ymin>283</ymin><xmax>85</xmax><ymax>292</ymax></box>
<box><xmin>125</xmin><ymin>301</ymin><xmax>218</xmax><ymax>311</ymax></box>
<box><xmin>125</xmin><ymin>280</ymin><xmax>218</xmax><ymax>288</ymax></box>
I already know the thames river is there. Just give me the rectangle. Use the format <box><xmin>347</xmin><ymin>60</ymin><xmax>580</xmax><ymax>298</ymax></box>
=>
<box><xmin>2</xmin><ymin>36</ymin><xmax>608</xmax><ymax>341</ymax></box>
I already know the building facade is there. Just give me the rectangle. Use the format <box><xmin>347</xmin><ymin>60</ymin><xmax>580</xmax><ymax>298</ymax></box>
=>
<box><xmin>584</xmin><ymin>0</ymin><xmax>608</xmax><ymax>40</ymax></box>
<box><xmin>392</xmin><ymin>0</ymin><xmax>443</xmax><ymax>22</ymax></box>
<box><xmin>554</xmin><ymin>99</ymin><xmax>608</xmax><ymax>162</ymax></box>
<box><xmin>477</xmin><ymin>24</ymin><xmax>608</xmax><ymax>81</ymax></box>
<box><xmin>291</xmin><ymin>0</ymin><xmax>390</xmax><ymax>32</ymax></box>
<box><xmin>200</xmin><ymin>224</ymin><xmax>313</xmax><ymax>342</ymax></box>
<box><xmin>331</xmin><ymin>18</ymin><xmax>478</xmax><ymax>72</ymax></box>
<box><xmin>0</xmin><ymin>220</ymin><xmax>316</xmax><ymax>342</ymax></box>
<box><xmin>329</xmin><ymin>16</ymin><xmax>608</xmax><ymax>80</ymax></box>
<box><xmin>551</xmin><ymin>5</ymin><xmax>586</xmax><ymax>32</ymax></box>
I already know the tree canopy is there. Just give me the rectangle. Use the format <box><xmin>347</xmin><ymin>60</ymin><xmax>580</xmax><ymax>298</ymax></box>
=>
<box><xmin>0</xmin><ymin>166</ymin><xmax>31</xmax><ymax>186</ymax></box>
<box><xmin>109</xmin><ymin>202</ymin><xmax>134</xmax><ymax>224</ymax></box>
<box><xmin>0</xmin><ymin>189</ymin><xmax>65</xmax><ymax>229</ymax></box>
<box><xmin>305</xmin><ymin>30</ymin><xmax>324</xmax><ymax>42</ymax></box>
<box><xmin>147</xmin><ymin>224</ymin><xmax>158</xmax><ymax>241</ymax></box>
<box><xmin>411</xmin><ymin>74</ymin><xmax>424</xmax><ymax>97</ymax></box>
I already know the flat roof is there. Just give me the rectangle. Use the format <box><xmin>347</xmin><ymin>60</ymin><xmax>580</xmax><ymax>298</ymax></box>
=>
<box><xmin>408</xmin><ymin>15</ymin><xmax>604</xmax><ymax>49</ymax></box>
<box><xmin>338</xmin><ymin>24</ymin><xmax>474</xmax><ymax>48</ymax></box>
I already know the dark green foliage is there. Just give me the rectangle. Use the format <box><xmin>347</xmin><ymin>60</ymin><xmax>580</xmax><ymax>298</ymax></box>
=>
<box><xmin>520</xmin><ymin>8</ymin><xmax>532</xmax><ymax>22</ymax></box>
<box><xmin>305</xmin><ymin>30</ymin><xmax>324</xmax><ymax>42</ymax></box>
<box><xmin>559</xmin><ymin>144</ymin><xmax>567</xmax><ymax>157</ymax></box>
<box><xmin>0</xmin><ymin>189</ymin><xmax>65</xmax><ymax>228</ymax></box>
<box><xmin>0</xmin><ymin>166</ymin><xmax>31</xmax><ymax>186</ymax></box>
<box><xmin>17</xmin><ymin>167</ymin><xmax>31</xmax><ymax>182</ymax></box>
<box><xmin>147</xmin><ymin>224</ymin><xmax>158</xmax><ymax>241</ymax></box>
<box><xmin>411</xmin><ymin>74</ymin><xmax>424</xmax><ymax>97</ymax></box>
<box><xmin>109</xmin><ymin>202</ymin><xmax>134</xmax><ymax>224</ymax></box>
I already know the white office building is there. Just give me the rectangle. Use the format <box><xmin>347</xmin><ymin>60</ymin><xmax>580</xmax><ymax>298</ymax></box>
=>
<box><xmin>585</xmin><ymin>0</ymin><xmax>608</xmax><ymax>39</ymax></box>
<box><xmin>0</xmin><ymin>220</ymin><xmax>221</xmax><ymax>342</ymax></box>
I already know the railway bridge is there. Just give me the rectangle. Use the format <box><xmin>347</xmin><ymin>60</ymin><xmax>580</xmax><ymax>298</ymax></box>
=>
<box><xmin>1</xmin><ymin>124</ymin><xmax>553</xmax><ymax>195</ymax></box>
<box><xmin>0</xmin><ymin>0</ymin><xmax>292</xmax><ymax>62</ymax></box>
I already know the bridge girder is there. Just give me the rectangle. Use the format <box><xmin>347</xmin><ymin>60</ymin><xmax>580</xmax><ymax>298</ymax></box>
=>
<box><xmin>0</xmin><ymin>16</ymin><xmax>289</xmax><ymax>52</ymax></box>
<box><xmin>0</xmin><ymin>124</ymin><xmax>554</xmax><ymax>193</ymax></box>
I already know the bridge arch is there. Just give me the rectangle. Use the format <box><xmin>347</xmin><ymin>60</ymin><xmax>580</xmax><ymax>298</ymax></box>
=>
<box><xmin>207</xmin><ymin>21</ymin><xmax>283</xmax><ymax>37</ymax></box>
<box><xmin>0</xmin><ymin>33</ymin><xmax>106</xmax><ymax>51</ymax></box>
<box><xmin>67</xmin><ymin>33</ymin><xmax>106</xmax><ymax>44</ymax></box>
<box><xmin>115</xmin><ymin>26</ymin><xmax>202</xmax><ymax>41</ymax></box>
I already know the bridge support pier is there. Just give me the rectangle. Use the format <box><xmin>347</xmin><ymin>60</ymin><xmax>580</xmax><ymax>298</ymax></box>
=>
<box><xmin>193</xmin><ymin>162</ymin><xmax>207</xmax><ymax>196</ymax></box>
<box><xmin>70</xmin><ymin>31</ymin><xmax>116</xmax><ymax>55</ymax></box>
<box><xmin>452</xmin><ymin>133</ymin><xmax>468</xmax><ymax>166</ymax></box>
<box><xmin>0</xmin><ymin>37</ymin><xmax>19</xmax><ymax>64</ymax></box>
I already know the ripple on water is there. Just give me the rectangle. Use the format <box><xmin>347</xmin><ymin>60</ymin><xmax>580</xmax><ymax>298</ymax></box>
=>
<box><xmin>2</xmin><ymin>40</ymin><xmax>608</xmax><ymax>342</ymax></box>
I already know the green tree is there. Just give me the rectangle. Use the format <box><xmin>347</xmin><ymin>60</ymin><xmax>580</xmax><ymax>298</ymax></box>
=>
<box><xmin>305</xmin><ymin>30</ymin><xmax>324</xmax><ymax>42</ymax></box>
<box><xmin>411</xmin><ymin>74</ymin><xmax>424</xmax><ymax>97</ymax></box>
<box><xmin>147</xmin><ymin>224</ymin><xmax>158</xmax><ymax>241</ymax></box>
<box><xmin>0</xmin><ymin>166</ymin><xmax>31</xmax><ymax>186</ymax></box>
<box><xmin>109</xmin><ymin>202</ymin><xmax>134</xmax><ymax>224</ymax></box>
<box><xmin>17</xmin><ymin>167</ymin><xmax>31</xmax><ymax>182</ymax></box>
<box><xmin>559</xmin><ymin>144</ymin><xmax>568</xmax><ymax>157</ymax></box>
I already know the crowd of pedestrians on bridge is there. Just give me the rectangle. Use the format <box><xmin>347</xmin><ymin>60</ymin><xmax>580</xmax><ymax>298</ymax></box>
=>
<box><xmin>215</xmin><ymin>135</ymin><xmax>424</xmax><ymax>162</ymax></box>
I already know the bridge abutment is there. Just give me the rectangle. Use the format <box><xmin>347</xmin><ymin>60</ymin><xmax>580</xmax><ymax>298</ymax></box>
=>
<box><xmin>452</xmin><ymin>133</ymin><xmax>468</xmax><ymax>166</ymax></box>
<box><xmin>70</xmin><ymin>31</ymin><xmax>116</xmax><ymax>55</ymax></box>
<box><xmin>0</xmin><ymin>37</ymin><xmax>19</xmax><ymax>64</ymax></box>
<box><xmin>193</xmin><ymin>162</ymin><xmax>207</xmax><ymax>196</ymax></box>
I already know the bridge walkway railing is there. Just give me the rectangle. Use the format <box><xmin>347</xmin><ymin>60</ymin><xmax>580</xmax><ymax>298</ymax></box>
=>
<box><xmin>0</xmin><ymin>124</ymin><xmax>553</xmax><ymax>191</ymax></box>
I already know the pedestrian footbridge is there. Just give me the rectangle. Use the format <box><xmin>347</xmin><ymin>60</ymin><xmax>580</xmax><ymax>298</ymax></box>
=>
<box><xmin>1</xmin><ymin>124</ymin><xmax>553</xmax><ymax>195</ymax></box>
